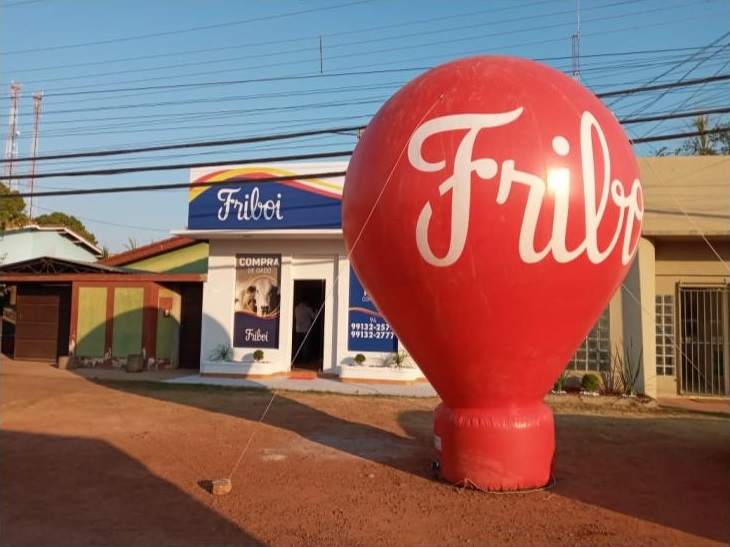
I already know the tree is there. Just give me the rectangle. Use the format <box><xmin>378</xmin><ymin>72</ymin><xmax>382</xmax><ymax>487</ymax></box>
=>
<box><xmin>0</xmin><ymin>183</ymin><xmax>28</xmax><ymax>230</ymax></box>
<box><xmin>677</xmin><ymin>116</ymin><xmax>718</xmax><ymax>156</ymax></box>
<box><xmin>664</xmin><ymin>115</ymin><xmax>730</xmax><ymax>156</ymax></box>
<box><xmin>33</xmin><ymin>212</ymin><xmax>98</xmax><ymax>245</ymax></box>
<box><xmin>709</xmin><ymin>121</ymin><xmax>730</xmax><ymax>155</ymax></box>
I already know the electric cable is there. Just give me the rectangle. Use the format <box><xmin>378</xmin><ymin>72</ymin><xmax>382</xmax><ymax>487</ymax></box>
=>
<box><xmin>4</xmin><ymin>79</ymin><xmax>726</xmax><ymax>166</ymax></box>
<box><xmin>7</xmin><ymin>125</ymin><xmax>365</xmax><ymax>163</ymax></box>
<box><xmin>2</xmin><ymin>151</ymin><xmax>352</xmax><ymax>181</ymax></box>
<box><xmin>10</xmin><ymin>169</ymin><xmax>348</xmax><ymax>198</ymax></box>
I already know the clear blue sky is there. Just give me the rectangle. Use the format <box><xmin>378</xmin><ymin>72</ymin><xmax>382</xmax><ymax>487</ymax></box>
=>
<box><xmin>1</xmin><ymin>0</ymin><xmax>728</xmax><ymax>252</ymax></box>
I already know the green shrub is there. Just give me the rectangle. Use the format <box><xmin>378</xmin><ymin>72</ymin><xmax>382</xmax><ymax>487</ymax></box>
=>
<box><xmin>253</xmin><ymin>349</ymin><xmax>264</xmax><ymax>362</ymax></box>
<box><xmin>209</xmin><ymin>344</ymin><xmax>232</xmax><ymax>362</ymax></box>
<box><xmin>581</xmin><ymin>373</ymin><xmax>601</xmax><ymax>393</ymax></box>
<box><xmin>354</xmin><ymin>353</ymin><xmax>366</xmax><ymax>365</ymax></box>
<box><xmin>553</xmin><ymin>369</ymin><xmax>569</xmax><ymax>392</ymax></box>
<box><xmin>615</xmin><ymin>340</ymin><xmax>642</xmax><ymax>396</ymax></box>
<box><xmin>389</xmin><ymin>351</ymin><xmax>409</xmax><ymax>368</ymax></box>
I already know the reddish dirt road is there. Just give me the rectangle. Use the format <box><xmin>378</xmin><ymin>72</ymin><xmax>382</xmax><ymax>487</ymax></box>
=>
<box><xmin>2</xmin><ymin>360</ymin><xmax>728</xmax><ymax>546</ymax></box>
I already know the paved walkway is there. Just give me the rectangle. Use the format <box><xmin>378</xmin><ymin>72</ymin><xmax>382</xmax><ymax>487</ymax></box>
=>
<box><xmin>167</xmin><ymin>372</ymin><xmax>439</xmax><ymax>397</ymax></box>
<box><xmin>1</xmin><ymin>357</ymin><xmax>439</xmax><ymax>398</ymax></box>
<box><xmin>657</xmin><ymin>396</ymin><xmax>729</xmax><ymax>415</ymax></box>
<box><xmin>3</xmin><ymin>358</ymin><xmax>729</xmax><ymax>413</ymax></box>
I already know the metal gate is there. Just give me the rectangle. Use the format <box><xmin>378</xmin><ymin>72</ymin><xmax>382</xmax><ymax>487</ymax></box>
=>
<box><xmin>678</xmin><ymin>286</ymin><xmax>730</xmax><ymax>396</ymax></box>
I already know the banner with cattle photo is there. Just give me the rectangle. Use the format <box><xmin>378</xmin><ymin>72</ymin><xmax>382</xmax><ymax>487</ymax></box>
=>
<box><xmin>233</xmin><ymin>254</ymin><xmax>281</xmax><ymax>348</ymax></box>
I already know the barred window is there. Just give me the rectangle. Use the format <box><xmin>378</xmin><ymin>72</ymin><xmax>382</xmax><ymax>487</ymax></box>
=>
<box><xmin>569</xmin><ymin>307</ymin><xmax>610</xmax><ymax>372</ymax></box>
<box><xmin>656</xmin><ymin>294</ymin><xmax>675</xmax><ymax>376</ymax></box>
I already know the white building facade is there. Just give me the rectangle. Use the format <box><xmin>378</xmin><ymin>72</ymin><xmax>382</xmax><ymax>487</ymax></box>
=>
<box><xmin>178</xmin><ymin>162</ymin><xmax>418</xmax><ymax>381</ymax></box>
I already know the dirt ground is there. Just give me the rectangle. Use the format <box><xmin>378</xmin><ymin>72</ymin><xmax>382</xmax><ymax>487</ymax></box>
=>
<box><xmin>1</xmin><ymin>360</ymin><xmax>728</xmax><ymax>547</ymax></box>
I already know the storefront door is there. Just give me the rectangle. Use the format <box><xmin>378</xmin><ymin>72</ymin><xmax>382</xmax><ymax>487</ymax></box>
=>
<box><xmin>290</xmin><ymin>257</ymin><xmax>335</xmax><ymax>372</ymax></box>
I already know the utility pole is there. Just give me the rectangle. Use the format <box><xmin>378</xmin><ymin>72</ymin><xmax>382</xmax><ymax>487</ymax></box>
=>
<box><xmin>4</xmin><ymin>81</ymin><xmax>22</xmax><ymax>192</ymax></box>
<box><xmin>28</xmin><ymin>91</ymin><xmax>43</xmax><ymax>219</ymax></box>
<box><xmin>571</xmin><ymin>0</ymin><xmax>581</xmax><ymax>81</ymax></box>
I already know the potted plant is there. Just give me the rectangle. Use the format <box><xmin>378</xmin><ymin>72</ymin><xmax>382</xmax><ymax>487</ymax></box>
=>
<box><xmin>552</xmin><ymin>369</ymin><xmax>569</xmax><ymax>394</ymax></box>
<box><xmin>353</xmin><ymin>353</ymin><xmax>366</xmax><ymax>366</ymax></box>
<box><xmin>253</xmin><ymin>349</ymin><xmax>265</xmax><ymax>363</ymax></box>
<box><xmin>581</xmin><ymin>372</ymin><xmax>601</xmax><ymax>395</ymax></box>
<box><xmin>389</xmin><ymin>350</ymin><xmax>409</xmax><ymax>368</ymax></box>
<box><xmin>209</xmin><ymin>343</ymin><xmax>233</xmax><ymax>362</ymax></box>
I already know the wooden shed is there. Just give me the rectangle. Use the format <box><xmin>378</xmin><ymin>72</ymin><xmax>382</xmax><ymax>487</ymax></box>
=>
<box><xmin>0</xmin><ymin>257</ymin><xmax>205</xmax><ymax>369</ymax></box>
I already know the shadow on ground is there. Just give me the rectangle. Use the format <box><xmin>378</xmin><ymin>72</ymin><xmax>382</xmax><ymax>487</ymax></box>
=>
<box><xmin>96</xmin><ymin>379</ymin><xmax>729</xmax><ymax>544</ymax></box>
<box><xmin>100</xmin><ymin>379</ymin><xmax>438</xmax><ymax>479</ymax></box>
<box><xmin>553</xmin><ymin>412</ymin><xmax>729</xmax><ymax>544</ymax></box>
<box><xmin>0</xmin><ymin>430</ymin><xmax>261</xmax><ymax>547</ymax></box>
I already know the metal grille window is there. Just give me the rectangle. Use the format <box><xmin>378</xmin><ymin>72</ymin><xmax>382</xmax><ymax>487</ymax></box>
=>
<box><xmin>569</xmin><ymin>307</ymin><xmax>610</xmax><ymax>372</ymax></box>
<box><xmin>678</xmin><ymin>286</ymin><xmax>729</xmax><ymax>396</ymax></box>
<box><xmin>656</xmin><ymin>294</ymin><xmax>675</xmax><ymax>376</ymax></box>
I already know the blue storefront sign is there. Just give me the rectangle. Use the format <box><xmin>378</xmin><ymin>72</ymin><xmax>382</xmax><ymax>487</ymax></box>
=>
<box><xmin>188</xmin><ymin>165</ymin><xmax>345</xmax><ymax>230</ymax></box>
<box><xmin>233</xmin><ymin>254</ymin><xmax>282</xmax><ymax>349</ymax></box>
<box><xmin>348</xmin><ymin>267</ymin><xmax>398</xmax><ymax>352</ymax></box>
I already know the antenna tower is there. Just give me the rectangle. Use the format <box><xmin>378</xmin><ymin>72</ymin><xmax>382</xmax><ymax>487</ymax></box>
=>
<box><xmin>28</xmin><ymin>92</ymin><xmax>43</xmax><ymax>219</ymax></box>
<box><xmin>571</xmin><ymin>0</ymin><xmax>582</xmax><ymax>81</ymax></box>
<box><xmin>4</xmin><ymin>81</ymin><xmax>22</xmax><ymax>191</ymax></box>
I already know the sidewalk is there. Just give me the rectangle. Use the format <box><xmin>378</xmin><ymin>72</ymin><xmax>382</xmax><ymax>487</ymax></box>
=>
<box><xmin>657</xmin><ymin>396</ymin><xmax>729</xmax><ymax>415</ymax></box>
<box><xmin>1</xmin><ymin>357</ymin><xmax>439</xmax><ymax>398</ymax></box>
<box><xmin>2</xmin><ymin>357</ymin><xmax>729</xmax><ymax>412</ymax></box>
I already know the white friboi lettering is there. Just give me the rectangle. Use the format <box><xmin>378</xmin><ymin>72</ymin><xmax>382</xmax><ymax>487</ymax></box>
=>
<box><xmin>245</xmin><ymin>328</ymin><xmax>269</xmax><ymax>342</ymax></box>
<box><xmin>217</xmin><ymin>187</ymin><xmax>284</xmax><ymax>223</ymax></box>
<box><xmin>408</xmin><ymin>109</ymin><xmax>644</xmax><ymax>267</ymax></box>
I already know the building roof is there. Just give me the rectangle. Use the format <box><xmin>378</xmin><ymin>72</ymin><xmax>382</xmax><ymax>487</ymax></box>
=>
<box><xmin>2</xmin><ymin>224</ymin><xmax>102</xmax><ymax>257</ymax></box>
<box><xmin>0</xmin><ymin>256</ymin><xmax>136</xmax><ymax>275</ymax></box>
<box><xmin>0</xmin><ymin>256</ymin><xmax>206</xmax><ymax>283</ymax></box>
<box><xmin>98</xmin><ymin>235</ymin><xmax>198</xmax><ymax>266</ymax></box>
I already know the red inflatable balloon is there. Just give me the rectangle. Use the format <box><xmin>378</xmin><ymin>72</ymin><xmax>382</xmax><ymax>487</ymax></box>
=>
<box><xmin>342</xmin><ymin>56</ymin><xmax>643</xmax><ymax>491</ymax></box>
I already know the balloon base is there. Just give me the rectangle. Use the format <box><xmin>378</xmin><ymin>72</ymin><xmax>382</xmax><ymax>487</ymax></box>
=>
<box><xmin>433</xmin><ymin>402</ymin><xmax>555</xmax><ymax>491</ymax></box>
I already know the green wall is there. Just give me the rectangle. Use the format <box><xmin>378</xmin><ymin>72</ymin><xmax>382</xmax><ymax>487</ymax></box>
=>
<box><xmin>155</xmin><ymin>288</ymin><xmax>179</xmax><ymax>362</ymax></box>
<box><xmin>76</xmin><ymin>287</ymin><xmax>107</xmax><ymax>357</ymax></box>
<box><xmin>112</xmin><ymin>288</ymin><xmax>144</xmax><ymax>357</ymax></box>
<box><xmin>127</xmin><ymin>243</ymin><xmax>208</xmax><ymax>274</ymax></box>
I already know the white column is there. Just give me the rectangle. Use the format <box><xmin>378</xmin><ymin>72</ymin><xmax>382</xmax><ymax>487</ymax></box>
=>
<box><xmin>621</xmin><ymin>237</ymin><xmax>657</xmax><ymax>398</ymax></box>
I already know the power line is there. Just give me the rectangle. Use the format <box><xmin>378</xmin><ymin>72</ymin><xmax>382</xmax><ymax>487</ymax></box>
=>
<box><xmin>620</xmin><ymin>107</ymin><xmax>730</xmax><ymax>124</ymax></box>
<box><xmin>596</xmin><ymin>74</ymin><xmax>729</xmax><ymax>98</ymax></box>
<box><xmin>11</xmin><ymin>170</ymin><xmax>348</xmax><ymax>198</ymax></box>
<box><xmin>32</xmin><ymin>203</ymin><xmax>173</xmax><ymax>233</ymax></box>
<box><xmin>6</xmin><ymin>0</ymin><xmax>652</xmax><ymax>91</ymax></box>
<box><xmin>3</xmin><ymin>3</ymin><xmax>712</xmax><ymax>98</ymax></box>
<box><xmin>630</xmin><ymin>127</ymin><xmax>729</xmax><ymax>144</ymax></box>
<box><xmin>3</xmin><ymin>2</ymin><xmax>533</xmax><ymax>76</ymax></box>
<box><xmin>0</xmin><ymin>150</ymin><xmax>352</xmax><ymax>181</ymax></box>
<box><xmin>5</xmin><ymin>122</ymin><xmax>728</xmax><ymax>195</ymax></box>
<box><xmin>12</xmin><ymin>44</ymin><xmax>717</xmax><ymax>113</ymax></box>
<box><xmin>627</xmin><ymin>34</ymin><xmax>730</xmax><ymax>142</ymax></box>
<box><xmin>5</xmin><ymin>101</ymin><xmax>726</xmax><ymax>168</ymax></box>
<box><xmin>1</xmin><ymin>0</ymin><xmax>374</xmax><ymax>56</ymax></box>
<box><xmin>6</xmin><ymin>125</ymin><xmax>365</xmax><ymax>163</ymax></box>
<box><xmin>4</xmin><ymin>72</ymin><xmax>726</xmax><ymax>165</ymax></box>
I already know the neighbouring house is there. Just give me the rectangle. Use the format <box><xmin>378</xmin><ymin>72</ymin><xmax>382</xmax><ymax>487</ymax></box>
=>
<box><xmin>175</xmin><ymin>156</ymin><xmax>728</xmax><ymax>397</ymax></box>
<box><xmin>567</xmin><ymin>156</ymin><xmax>729</xmax><ymax>398</ymax></box>
<box><xmin>0</xmin><ymin>236</ymin><xmax>207</xmax><ymax>369</ymax></box>
<box><xmin>0</xmin><ymin>224</ymin><xmax>102</xmax><ymax>265</ymax></box>
<box><xmin>99</xmin><ymin>236</ymin><xmax>208</xmax><ymax>275</ymax></box>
